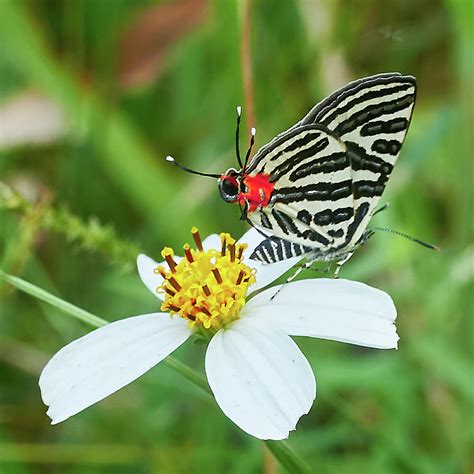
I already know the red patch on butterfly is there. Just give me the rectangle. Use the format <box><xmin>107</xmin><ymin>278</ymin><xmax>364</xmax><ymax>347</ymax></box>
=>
<box><xmin>238</xmin><ymin>173</ymin><xmax>275</xmax><ymax>212</ymax></box>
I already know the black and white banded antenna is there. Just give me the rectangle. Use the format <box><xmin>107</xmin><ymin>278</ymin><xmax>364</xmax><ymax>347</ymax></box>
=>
<box><xmin>235</xmin><ymin>106</ymin><xmax>247</xmax><ymax>222</ymax></box>
<box><xmin>235</xmin><ymin>105</ymin><xmax>243</xmax><ymax>169</ymax></box>
<box><xmin>238</xmin><ymin>125</ymin><xmax>256</xmax><ymax>222</ymax></box>
<box><xmin>244</xmin><ymin>126</ymin><xmax>256</xmax><ymax>170</ymax></box>
<box><xmin>165</xmin><ymin>156</ymin><xmax>221</xmax><ymax>179</ymax></box>
<box><xmin>370</xmin><ymin>227</ymin><xmax>439</xmax><ymax>251</ymax></box>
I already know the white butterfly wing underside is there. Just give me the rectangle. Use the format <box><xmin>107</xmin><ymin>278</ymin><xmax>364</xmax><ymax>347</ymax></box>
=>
<box><xmin>245</xmin><ymin>73</ymin><xmax>416</xmax><ymax>262</ymax></box>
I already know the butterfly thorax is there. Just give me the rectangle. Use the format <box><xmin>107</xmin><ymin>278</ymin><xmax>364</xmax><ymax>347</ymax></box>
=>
<box><xmin>238</xmin><ymin>173</ymin><xmax>275</xmax><ymax>212</ymax></box>
<box><xmin>218</xmin><ymin>168</ymin><xmax>275</xmax><ymax>212</ymax></box>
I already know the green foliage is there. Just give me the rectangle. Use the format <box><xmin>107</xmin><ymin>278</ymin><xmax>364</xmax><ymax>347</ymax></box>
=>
<box><xmin>0</xmin><ymin>0</ymin><xmax>472</xmax><ymax>472</ymax></box>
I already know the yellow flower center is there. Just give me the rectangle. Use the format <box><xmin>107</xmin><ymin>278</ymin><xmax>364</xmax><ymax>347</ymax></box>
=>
<box><xmin>156</xmin><ymin>227</ymin><xmax>256</xmax><ymax>331</ymax></box>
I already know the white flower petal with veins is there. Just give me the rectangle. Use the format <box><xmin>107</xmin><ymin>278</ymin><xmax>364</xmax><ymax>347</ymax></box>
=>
<box><xmin>245</xmin><ymin>279</ymin><xmax>398</xmax><ymax>349</ymax></box>
<box><xmin>40</xmin><ymin>313</ymin><xmax>192</xmax><ymax>424</ymax></box>
<box><xmin>205</xmin><ymin>317</ymin><xmax>316</xmax><ymax>440</ymax></box>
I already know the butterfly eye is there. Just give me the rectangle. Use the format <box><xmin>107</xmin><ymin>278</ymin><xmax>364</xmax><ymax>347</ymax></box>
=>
<box><xmin>218</xmin><ymin>175</ymin><xmax>240</xmax><ymax>203</ymax></box>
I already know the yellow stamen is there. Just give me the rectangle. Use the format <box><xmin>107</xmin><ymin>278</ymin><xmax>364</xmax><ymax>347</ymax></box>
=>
<box><xmin>158</xmin><ymin>230</ymin><xmax>255</xmax><ymax>331</ymax></box>
<box><xmin>221</xmin><ymin>234</ymin><xmax>227</xmax><ymax>256</ymax></box>
<box><xmin>192</xmin><ymin>226</ymin><xmax>203</xmax><ymax>251</ymax></box>
<box><xmin>236</xmin><ymin>270</ymin><xmax>245</xmax><ymax>285</ymax></box>
<box><xmin>155</xmin><ymin>265</ymin><xmax>167</xmax><ymax>279</ymax></box>
<box><xmin>212</xmin><ymin>267</ymin><xmax>223</xmax><ymax>284</ymax></box>
<box><xmin>161</xmin><ymin>247</ymin><xmax>177</xmax><ymax>273</ymax></box>
<box><xmin>183</xmin><ymin>244</ymin><xmax>194</xmax><ymax>263</ymax></box>
<box><xmin>168</xmin><ymin>276</ymin><xmax>182</xmax><ymax>292</ymax></box>
<box><xmin>237</xmin><ymin>245</ymin><xmax>245</xmax><ymax>260</ymax></box>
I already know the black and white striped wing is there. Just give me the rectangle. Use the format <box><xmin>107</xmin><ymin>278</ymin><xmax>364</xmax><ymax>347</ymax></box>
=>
<box><xmin>251</xmin><ymin>236</ymin><xmax>313</xmax><ymax>264</ymax></box>
<box><xmin>246</xmin><ymin>73</ymin><xmax>416</xmax><ymax>263</ymax></box>
<box><xmin>299</xmin><ymin>72</ymin><xmax>416</xmax><ymax>246</ymax></box>
<box><xmin>245</xmin><ymin>125</ymin><xmax>355</xmax><ymax>251</ymax></box>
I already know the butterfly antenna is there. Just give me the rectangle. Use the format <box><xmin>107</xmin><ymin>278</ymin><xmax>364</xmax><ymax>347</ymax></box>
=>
<box><xmin>372</xmin><ymin>202</ymin><xmax>390</xmax><ymax>216</ymax></box>
<box><xmin>235</xmin><ymin>106</ymin><xmax>243</xmax><ymax>169</ymax></box>
<box><xmin>165</xmin><ymin>156</ymin><xmax>221</xmax><ymax>179</ymax></box>
<box><xmin>243</xmin><ymin>127</ymin><xmax>256</xmax><ymax>170</ymax></box>
<box><xmin>370</xmin><ymin>227</ymin><xmax>439</xmax><ymax>251</ymax></box>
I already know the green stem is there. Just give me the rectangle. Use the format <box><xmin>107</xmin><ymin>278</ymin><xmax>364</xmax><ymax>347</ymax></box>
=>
<box><xmin>264</xmin><ymin>440</ymin><xmax>312</xmax><ymax>474</ymax></box>
<box><xmin>0</xmin><ymin>270</ymin><xmax>312</xmax><ymax>473</ymax></box>
<box><xmin>0</xmin><ymin>271</ymin><xmax>106</xmax><ymax>329</ymax></box>
<box><xmin>0</xmin><ymin>182</ymin><xmax>141</xmax><ymax>271</ymax></box>
<box><xmin>163</xmin><ymin>356</ymin><xmax>212</xmax><ymax>395</ymax></box>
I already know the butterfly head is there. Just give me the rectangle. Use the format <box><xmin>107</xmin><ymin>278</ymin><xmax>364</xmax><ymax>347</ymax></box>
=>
<box><xmin>218</xmin><ymin>168</ymin><xmax>242</xmax><ymax>203</ymax></box>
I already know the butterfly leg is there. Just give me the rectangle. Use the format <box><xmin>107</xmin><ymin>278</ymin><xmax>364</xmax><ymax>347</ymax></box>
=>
<box><xmin>301</xmin><ymin>263</ymin><xmax>333</xmax><ymax>275</ymax></box>
<box><xmin>334</xmin><ymin>252</ymin><xmax>353</xmax><ymax>278</ymax></box>
<box><xmin>270</xmin><ymin>259</ymin><xmax>314</xmax><ymax>301</ymax></box>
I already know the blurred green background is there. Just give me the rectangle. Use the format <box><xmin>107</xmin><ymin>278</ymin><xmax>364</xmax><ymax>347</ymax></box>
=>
<box><xmin>0</xmin><ymin>0</ymin><xmax>472</xmax><ymax>472</ymax></box>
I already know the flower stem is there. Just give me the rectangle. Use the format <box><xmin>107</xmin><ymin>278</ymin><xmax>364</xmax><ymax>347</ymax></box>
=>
<box><xmin>0</xmin><ymin>270</ymin><xmax>106</xmax><ymax>329</ymax></box>
<box><xmin>264</xmin><ymin>440</ymin><xmax>312</xmax><ymax>474</ymax></box>
<box><xmin>0</xmin><ymin>270</ymin><xmax>312</xmax><ymax>473</ymax></box>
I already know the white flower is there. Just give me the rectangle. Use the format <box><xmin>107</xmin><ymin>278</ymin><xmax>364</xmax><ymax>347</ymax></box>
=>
<box><xmin>39</xmin><ymin>227</ymin><xmax>398</xmax><ymax>440</ymax></box>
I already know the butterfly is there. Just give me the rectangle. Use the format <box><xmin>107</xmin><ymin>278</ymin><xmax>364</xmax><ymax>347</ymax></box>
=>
<box><xmin>167</xmin><ymin>72</ymin><xmax>420</xmax><ymax>271</ymax></box>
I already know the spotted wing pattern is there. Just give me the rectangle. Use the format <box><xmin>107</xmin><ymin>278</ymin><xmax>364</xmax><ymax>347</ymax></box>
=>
<box><xmin>247</xmin><ymin>73</ymin><xmax>416</xmax><ymax>263</ymax></box>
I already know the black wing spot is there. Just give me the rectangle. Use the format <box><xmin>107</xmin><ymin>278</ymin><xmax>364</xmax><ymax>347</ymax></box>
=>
<box><xmin>371</xmin><ymin>139</ymin><xmax>402</xmax><ymax>156</ymax></box>
<box><xmin>336</xmin><ymin>95</ymin><xmax>413</xmax><ymax>136</ymax></box>
<box><xmin>360</xmin><ymin>118</ymin><xmax>408</xmax><ymax>137</ymax></box>
<box><xmin>328</xmin><ymin>228</ymin><xmax>344</xmax><ymax>238</ymax></box>
<box><xmin>297</xmin><ymin>209</ymin><xmax>312</xmax><ymax>225</ymax></box>
<box><xmin>313</xmin><ymin>207</ymin><xmax>353</xmax><ymax>226</ymax></box>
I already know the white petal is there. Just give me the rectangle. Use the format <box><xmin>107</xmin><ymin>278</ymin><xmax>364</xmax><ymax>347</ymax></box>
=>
<box><xmin>245</xmin><ymin>279</ymin><xmax>398</xmax><ymax>349</ymax></box>
<box><xmin>40</xmin><ymin>313</ymin><xmax>192</xmax><ymax>424</ymax></box>
<box><xmin>137</xmin><ymin>254</ymin><xmax>164</xmax><ymax>301</ymax></box>
<box><xmin>236</xmin><ymin>227</ymin><xmax>265</xmax><ymax>255</ymax></box>
<box><xmin>249</xmin><ymin>257</ymin><xmax>301</xmax><ymax>294</ymax></box>
<box><xmin>205</xmin><ymin>317</ymin><xmax>316</xmax><ymax>440</ymax></box>
<box><xmin>202</xmin><ymin>233</ymin><xmax>220</xmax><ymax>251</ymax></box>
<box><xmin>237</xmin><ymin>228</ymin><xmax>301</xmax><ymax>293</ymax></box>
<box><xmin>137</xmin><ymin>253</ymin><xmax>183</xmax><ymax>301</ymax></box>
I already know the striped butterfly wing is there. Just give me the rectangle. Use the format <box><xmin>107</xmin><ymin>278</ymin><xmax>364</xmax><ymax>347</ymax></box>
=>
<box><xmin>251</xmin><ymin>236</ymin><xmax>313</xmax><ymax>264</ymax></box>
<box><xmin>247</xmin><ymin>73</ymin><xmax>416</xmax><ymax>263</ymax></box>
<box><xmin>298</xmin><ymin>72</ymin><xmax>416</xmax><ymax>246</ymax></box>
<box><xmin>246</xmin><ymin>125</ymin><xmax>355</xmax><ymax>250</ymax></box>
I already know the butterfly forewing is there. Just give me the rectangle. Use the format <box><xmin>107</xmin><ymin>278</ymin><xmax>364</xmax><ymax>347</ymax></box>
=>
<box><xmin>300</xmin><ymin>72</ymin><xmax>416</xmax><ymax>246</ymax></box>
<box><xmin>246</xmin><ymin>125</ymin><xmax>355</xmax><ymax>251</ymax></box>
<box><xmin>247</xmin><ymin>73</ymin><xmax>416</xmax><ymax>263</ymax></box>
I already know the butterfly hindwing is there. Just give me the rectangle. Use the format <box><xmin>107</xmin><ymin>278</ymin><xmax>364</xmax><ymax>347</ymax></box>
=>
<box><xmin>251</xmin><ymin>236</ymin><xmax>312</xmax><ymax>264</ymax></box>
